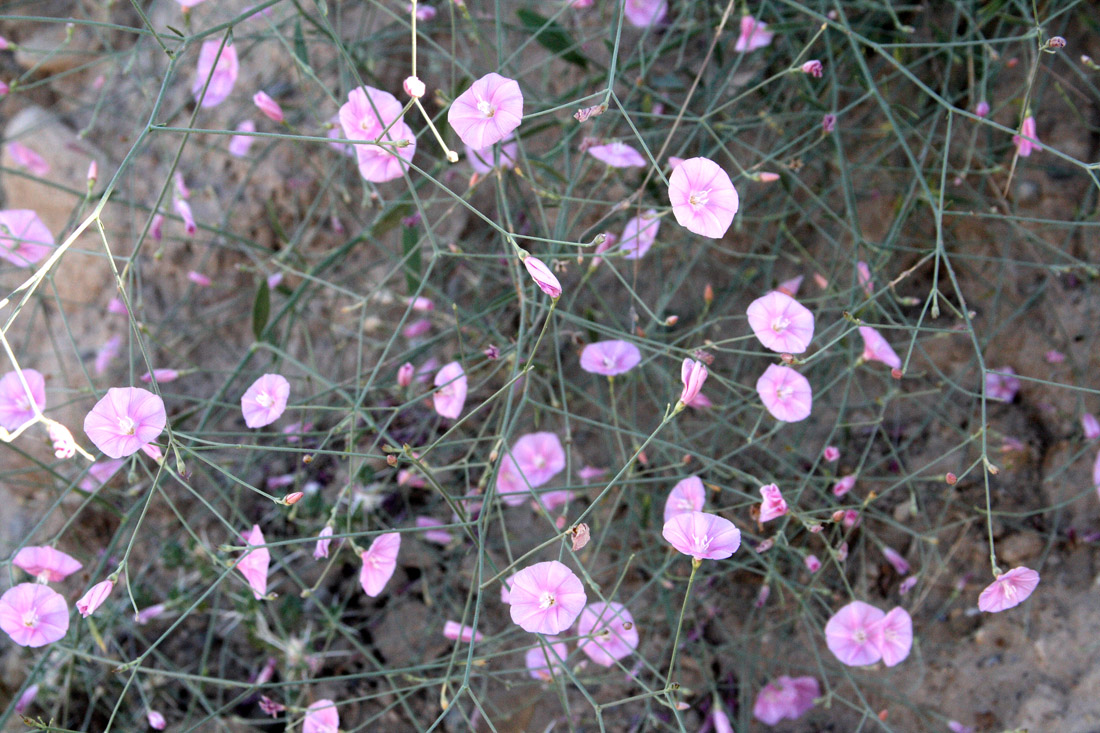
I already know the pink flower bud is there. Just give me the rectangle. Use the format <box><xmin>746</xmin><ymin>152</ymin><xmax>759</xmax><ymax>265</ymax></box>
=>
<box><xmin>945</xmin><ymin>472</ymin><xmax>957</xmax><ymax>485</ymax></box>
<box><xmin>975</xmin><ymin>100</ymin><xmax>990</xmax><ymax>118</ymax></box>
<box><xmin>0</xmin><ymin>80</ymin><xmax>8</xmax><ymax>97</ymax></box>
<box><xmin>253</xmin><ymin>91</ymin><xmax>284</xmax><ymax>123</ymax></box>
<box><xmin>397</xmin><ymin>362</ymin><xmax>414</xmax><ymax>387</ymax></box>
<box><xmin>523</xmin><ymin>255</ymin><xmax>562</xmax><ymax>298</ymax></box>
<box><xmin>76</xmin><ymin>579</ymin><xmax>114</xmax><ymax>617</ymax></box>
<box><xmin>804</xmin><ymin>554</ymin><xmax>821</xmax><ymax>572</ymax></box>
<box><xmin>832</xmin><ymin>474</ymin><xmax>856</xmax><ymax>497</ymax></box>
<box><xmin>800</xmin><ymin>59</ymin><xmax>823</xmax><ymax>77</ymax></box>
<box><xmin>187</xmin><ymin>270</ymin><xmax>212</xmax><ymax>286</ymax></box>
<box><xmin>403</xmin><ymin>75</ymin><xmax>426</xmax><ymax>98</ymax></box>
<box><xmin>823</xmin><ymin>445</ymin><xmax>840</xmax><ymax>462</ymax></box>
<box><xmin>822</xmin><ymin>113</ymin><xmax>837</xmax><ymax>133</ymax></box>
<box><xmin>87</xmin><ymin>160</ymin><xmax>98</xmax><ymax>186</ymax></box>
<box><xmin>150</xmin><ymin>213</ymin><xmax>165</xmax><ymax>242</ymax></box>
<box><xmin>756</xmin><ymin>171</ymin><xmax>780</xmax><ymax>182</ymax></box>
<box><xmin>678</xmin><ymin>358</ymin><xmax>708</xmax><ymax>406</ymax></box>
<box><xmin>173</xmin><ymin>198</ymin><xmax>196</xmax><ymax>236</ymax></box>
<box><xmin>147</xmin><ymin>710</ymin><xmax>166</xmax><ymax>730</ymax></box>
<box><xmin>754</xmin><ymin>584</ymin><xmax>770</xmax><ymax>608</ymax></box>
<box><xmin>284</xmin><ymin>491</ymin><xmax>304</xmax><ymax>505</ymax></box>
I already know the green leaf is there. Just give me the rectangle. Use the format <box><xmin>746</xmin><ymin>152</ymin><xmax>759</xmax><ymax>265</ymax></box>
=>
<box><xmin>402</xmin><ymin>222</ymin><xmax>422</xmax><ymax>295</ymax></box>
<box><xmin>293</xmin><ymin>20</ymin><xmax>309</xmax><ymax>69</ymax></box>
<box><xmin>370</xmin><ymin>203</ymin><xmax>413</xmax><ymax>237</ymax></box>
<box><xmin>252</xmin><ymin>279</ymin><xmax>270</xmax><ymax>341</ymax></box>
<box><xmin>516</xmin><ymin>9</ymin><xmax>588</xmax><ymax>68</ymax></box>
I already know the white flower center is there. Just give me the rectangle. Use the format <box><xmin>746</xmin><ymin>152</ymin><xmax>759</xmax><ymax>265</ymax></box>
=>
<box><xmin>538</xmin><ymin>591</ymin><xmax>556</xmax><ymax>609</ymax></box>
<box><xmin>476</xmin><ymin>98</ymin><xmax>495</xmax><ymax>118</ymax></box>
<box><xmin>16</xmin><ymin>395</ymin><xmax>30</xmax><ymax>412</ymax></box>
<box><xmin>118</xmin><ymin>416</ymin><xmax>136</xmax><ymax>436</ymax></box>
<box><xmin>691</xmin><ymin>531</ymin><xmax>711</xmax><ymax>553</ymax></box>
<box><xmin>533</xmin><ymin>455</ymin><xmax>545</xmax><ymax>469</ymax></box>
<box><xmin>853</xmin><ymin>629</ymin><xmax>866</xmax><ymax>644</ymax></box>
<box><xmin>602</xmin><ymin>356</ymin><xmax>615</xmax><ymax>369</ymax></box>
<box><xmin>771</xmin><ymin>316</ymin><xmax>790</xmax><ymax>333</ymax></box>
<box><xmin>256</xmin><ymin>391</ymin><xmax>274</xmax><ymax>408</ymax></box>
<box><xmin>21</xmin><ymin>609</ymin><xmax>39</xmax><ymax>628</ymax></box>
<box><xmin>688</xmin><ymin>189</ymin><xmax>710</xmax><ymax>207</ymax></box>
<box><xmin>776</xmin><ymin>386</ymin><xmax>792</xmax><ymax>401</ymax></box>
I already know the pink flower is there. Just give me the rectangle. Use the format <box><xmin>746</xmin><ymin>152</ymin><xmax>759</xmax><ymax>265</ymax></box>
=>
<box><xmin>1045</xmin><ymin>349</ymin><xmax>1064</xmax><ymax>364</ymax></box>
<box><xmin>0</xmin><ymin>368</ymin><xmax>46</xmax><ymax>430</ymax></box>
<box><xmin>899</xmin><ymin>576</ymin><xmax>918</xmax><ymax>594</ymax></box>
<box><xmin>0</xmin><ymin>209</ymin><xmax>54</xmax><ymax>266</ymax></box>
<box><xmin>776</xmin><ymin>275</ymin><xmax>803</xmax><ymax>297</ymax></box>
<box><xmin>756</xmin><ymin>364</ymin><xmax>813</xmax><ymax>422</ymax></box>
<box><xmin>443</xmin><ymin>620</ymin><xmax>483</xmax><ymax>643</ymax></box>
<box><xmin>663</xmin><ymin>475</ymin><xmax>705</xmax><ymax>522</ymax></box>
<box><xmin>410</xmin><ymin>3</ymin><xmax>437</xmax><ymax>21</ymax></box>
<box><xmin>1013</xmin><ymin>115</ymin><xmax>1039</xmax><ymax>157</ymax></box>
<box><xmin>448</xmin><ymin>73</ymin><xmax>524</xmax><ymax>149</ymax></box>
<box><xmin>576</xmin><ymin>601</ymin><xmax>639</xmax><ymax>666</ymax></box>
<box><xmin>587</xmin><ymin>142</ymin><xmax>645</xmax><ymax>168</ymax></box>
<box><xmin>0</xmin><ymin>583</ymin><xmax>69</xmax><ymax>647</ymax></box>
<box><xmin>174</xmin><ymin>197</ymin><xmax>196</xmax><ymax>236</ymax></box>
<box><xmin>94</xmin><ymin>335</ymin><xmax>121</xmax><ymax>376</ymax></box>
<box><xmin>13</xmin><ymin>546</ymin><xmax>82</xmax><ymax>582</ymax></box>
<box><xmin>978</xmin><ymin>566</ymin><xmax>1039</xmax><ymax>612</ymax></box>
<box><xmin>134</xmin><ymin>603</ymin><xmax>166</xmax><ymax>624</ymax></box>
<box><xmin>975</xmin><ymin>100</ymin><xmax>990</xmax><ymax>118</ymax></box>
<box><xmin>734</xmin><ymin>15</ymin><xmax>774</xmax><ymax>52</ymax></box>
<box><xmin>825</xmin><ymin>600</ymin><xmax>885</xmax><ymax>666</ymax></box>
<box><xmin>303</xmin><ymin>699</ymin><xmax>339</xmax><ymax>733</ymax></box>
<box><xmin>668</xmin><ymin>157</ymin><xmax>739</xmax><ymax>239</ymax></box>
<box><xmin>76</xmin><ymin>579</ymin><xmax>114</xmax><ymax>617</ymax></box>
<box><xmin>416</xmin><ymin>516</ymin><xmax>453</xmax><ymax>545</ymax></box>
<box><xmin>882</xmin><ymin>547</ymin><xmax>910</xmax><ymax>574</ymax></box>
<box><xmin>147</xmin><ymin>710</ymin><xmax>166</xmax><ymax>730</ymax></box>
<box><xmin>759</xmin><ymin>483</ymin><xmax>787</xmax><ymax>522</ymax></box>
<box><xmin>752</xmin><ymin>676</ymin><xmax>820</xmax><ymax>725</ymax></box>
<box><xmin>712</xmin><ymin>707</ymin><xmax>734</xmax><ymax>733</ymax></box>
<box><xmin>679</xmin><ymin>358</ymin><xmax>707</xmax><ymax>405</ymax></box>
<box><xmin>237</xmin><ymin>524</ymin><xmax>270</xmax><ymax>600</ymax></box>
<box><xmin>580</xmin><ymin>340</ymin><xmax>642</xmax><ymax>376</ymax></box>
<box><xmin>524</xmin><ymin>255</ymin><xmax>562</xmax><ymax>298</ymax></box>
<box><xmin>747</xmin><ymin>291</ymin><xmax>815</xmax><ymax>353</ymax></box>
<box><xmin>84</xmin><ymin>387</ymin><xmax>166</xmax><ymax>459</ymax></box>
<box><xmin>822</xmin><ymin>113</ymin><xmax>837</xmax><ymax>133</ymax></box>
<box><xmin>338</xmin><ymin>86</ymin><xmax>416</xmax><ymax>183</ymax></box>
<box><xmin>859</xmin><ymin>326</ymin><xmax>901</xmax><ymax>368</ymax></box>
<box><xmin>804</xmin><ymin>554</ymin><xmax>821</xmax><ymax>572</ymax></box>
<box><xmin>432</xmin><ymin>361</ymin><xmax>467</xmax><ymax>419</ymax></box>
<box><xmin>403</xmin><ymin>75</ymin><xmax>426</xmax><ymax>98</ymax></box>
<box><xmin>7</xmin><ymin>142</ymin><xmax>50</xmax><ymax>176</ymax></box>
<box><xmin>506</xmin><ymin>560</ymin><xmax>587</xmax><ymax>634</ymax></box>
<box><xmin>313</xmin><ymin>526</ymin><xmax>333</xmax><ymax>559</ymax></box>
<box><xmin>397</xmin><ymin>362</ymin><xmax>414</xmax><ymax>387</ymax></box>
<box><xmin>80</xmin><ymin>458</ymin><xmax>124</xmax><ymax>492</ymax></box>
<box><xmin>801</xmin><ymin>59</ymin><xmax>824</xmax><ymax>77</ymax></box>
<box><xmin>986</xmin><ymin>367</ymin><xmax>1020</xmax><ymax>402</ymax></box>
<box><xmin>466</xmin><ymin>137</ymin><xmax>518</xmax><ymax>173</ymax></box>
<box><xmin>623</xmin><ymin>0</ymin><xmax>667</xmax><ymax>27</ymax></box>
<box><xmin>832</xmin><ymin>474</ymin><xmax>856</xmax><ymax>497</ymax></box>
<box><xmin>662</xmin><ymin>511</ymin><xmax>741</xmax><ymax>561</ymax></box>
<box><xmin>240</xmin><ymin>373</ymin><xmax>290</xmax><ymax>428</ymax></box>
<box><xmin>403</xmin><ymin>319</ymin><xmax>431</xmax><ymax>338</ymax></box>
<box><xmin>507</xmin><ymin>432</ymin><xmax>566</xmax><ymax>487</ymax></box>
<box><xmin>253</xmin><ymin>91</ymin><xmax>284</xmax><ymax>123</ymax></box>
<box><xmin>229</xmin><ymin>119</ymin><xmax>256</xmax><ymax>157</ymax></box>
<box><xmin>187</xmin><ymin>270</ymin><xmax>211</xmax><ymax>287</ymax></box>
<box><xmin>141</xmin><ymin>369</ymin><xmax>180</xmax><ymax>384</ymax></box>
<box><xmin>526</xmin><ymin>637</ymin><xmax>570</xmax><ymax>680</ymax></box>
<box><xmin>873</xmin><ymin>606</ymin><xmax>912</xmax><ymax>666</ymax></box>
<box><xmin>538</xmin><ymin>489</ymin><xmax>574</xmax><ymax>511</ymax></box>
<box><xmin>14</xmin><ymin>684</ymin><xmax>38</xmax><ymax>715</ymax></box>
<box><xmin>1083</xmin><ymin>413</ymin><xmax>1100</xmax><ymax>441</ymax></box>
<box><xmin>619</xmin><ymin>210</ymin><xmax>660</xmax><ymax>258</ymax></box>
<box><xmin>192</xmin><ymin>40</ymin><xmax>239</xmax><ymax>108</ymax></box>
<box><xmin>823</xmin><ymin>445</ymin><xmax>840</xmax><ymax>462</ymax></box>
<box><xmin>359</xmin><ymin>532</ymin><xmax>400</xmax><ymax>597</ymax></box>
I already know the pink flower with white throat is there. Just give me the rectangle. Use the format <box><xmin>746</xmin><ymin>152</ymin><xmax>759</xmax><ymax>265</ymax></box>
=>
<box><xmin>576</xmin><ymin>601</ymin><xmax>639</xmax><ymax>666</ymax></box>
<box><xmin>753</xmin><ymin>676</ymin><xmax>819</xmax><ymax>725</ymax></box>
<box><xmin>0</xmin><ymin>583</ymin><xmax>69</xmax><ymax>647</ymax></box>
<box><xmin>0</xmin><ymin>209</ymin><xmax>54</xmax><ymax>267</ymax></box>
<box><xmin>13</xmin><ymin>546</ymin><xmax>82</xmax><ymax>582</ymax></box>
<box><xmin>747</xmin><ymin>291</ymin><xmax>815</xmax><ymax>354</ymax></box>
<box><xmin>678</xmin><ymin>358</ymin><xmax>707</xmax><ymax>406</ymax></box>
<box><xmin>662</xmin><ymin>511</ymin><xmax>741</xmax><ymax>561</ymax></box>
<box><xmin>824</xmin><ymin>600</ymin><xmax>884</xmax><ymax>666</ymax></box>
<box><xmin>338</xmin><ymin>86</ymin><xmax>416</xmax><ymax>183</ymax></box>
<box><xmin>619</xmin><ymin>210</ymin><xmax>660</xmax><ymax>259</ymax></box>
<box><xmin>668</xmin><ymin>157</ymin><xmax>739</xmax><ymax>239</ymax></box>
<box><xmin>587</xmin><ymin>142</ymin><xmax>645</xmax><ymax>168</ymax></box>
<box><xmin>83</xmin><ymin>387</ymin><xmax>166</xmax><ymax>459</ymax></box>
<box><xmin>432</xmin><ymin>361</ymin><xmax>467</xmax><ymax>419</ymax></box>
<box><xmin>360</xmin><ymin>532</ymin><xmax>400</xmax><ymax>597</ymax></box>
<box><xmin>506</xmin><ymin>560</ymin><xmax>586</xmax><ymax>634</ymax></box>
<box><xmin>663</xmin><ymin>475</ymin><xmax>705</xmax><ymax>522</ymax></box>
<box><xmin>447</xmin><ymin>73</ymin><xmax>524</xmax><ymax>149</ymax></box>
<box><xmin>978</xmin><ymin>566</ymin><xmax>1039</xmax><ymax>613</ymax></box>
<box><xmin>237</xmin><ymin>524</ymin><xmax>270</xmax><ymax>600</ymax></box>
<box><xmin>241</xmin><ymin>374</ymin><xmax>290</xmax><ymax>428</ymax></box>
<box><xmin>580</xmin><ymin>340</ymin><xmax>642</xmax><ymax>376</ymax></box>
<box><xmin>758</xmin><ymin>484</ymin><xmax>787</xmax><ymax>522</ymax></box>
<box><xmin>756</xmin><ymin>364</ymin><xmax>813</xmax><ymax>422</ymax></box>
<box><xmin>0</xmin><ymin>368</ymin><xmax>46</xmax><ymax>431</ymax></box>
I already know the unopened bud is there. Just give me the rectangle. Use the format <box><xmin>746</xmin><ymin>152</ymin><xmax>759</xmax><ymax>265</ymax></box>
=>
<box><xmin>1046</xmin><ymin>36</ymin><xmax>1066</xmax><ymax>50</ymax></box>
<box><xmin>284</xmin><ymin>492</ymin><xmax>303</xmax><ymax>505</ymax></box>
<box><xmin>890</xmin><ymin>368</ymin><xmax>903</xmax><ymax>379</ymax></box>
<box><xmin>386</xmin><ymin>454</ymin><xmax>398</xmax><ymax>467</ymax></box>
<box><xmin>756</xmin><ymin>171</ymin><xmax>780</xmax><ymax>182</ymax></box>
<box><xmin>87</xmin><ymin>160</ymin><xmax>98</xmax><ymax>187</ymax></box>
<box><xmin>664</xmin><ymin>315</ymin><xmax>678</xmax><ymax>326</ymax></box>
<box><xmin>403</xmin><ymin>75</ymin><xmax>426</xmax><ymax>98</ymax></box>
<box><xmin>780</xmin><ymin>353</ymin><xmax>794</xmax><ymax>364</ymax></box>
<box><xmin>703</xmin><ymin>283</ymin><xmax>714</xmax><ymax>305</ymax></box>
<box><xmin>945</xmin><ymin>472</ymin><xmax>957</xmax><ymax>485</ymax></box>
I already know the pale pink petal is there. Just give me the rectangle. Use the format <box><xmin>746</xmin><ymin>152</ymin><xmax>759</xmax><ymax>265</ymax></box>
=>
<box><xmin>759</xmin><ymin>483</ymin><xmax>787</xmax><ymax>523</ymax></box>
<box><xmin>432</xmin><ymin>361</ymin><xmax>467</xmax><ymax>419</ymax></box>
<box><xmin>872</xmin><ymin>606</ymin><xmax>912</xmax><ymax>666</ymax></box>
<box><xmin>668</xmin><ymin>158</ymin><xmax>739</xmax><ymax>239</ymax></box>
<box><xmin>83</xmin><ymin>387</ymin><xmax>167</xmax><ymax>459</ymax></box>
<box><xmin>580</xmin><ymin>340</ymin><xmax>641</xmax><ymax>376</ymax></box>
<box><xmin>241</xmin><ymin>374</ymin><xmax>290</xmax><ymax>428</ymax></box>
<box><xmin>237</xmin><ymin>524</ymin><xmax>270</xmax><ymax>600</ymax></box>
<box><xmin>619</xmin><ymin>210</ymin><xmax>660</xmax><ymax>259</ymax></box>
<box><xmin>747</xmin><ymin>291</ymin><xmax>815</xmax><ymax>354</ymax></box>
<box><xmin>506</xmin><ymin>560</ymin><xmax>586</xmax><ymax>634</ymax></box>
<box><xmin>359</xmin><ymin>532</ymin><xmax>400</xmax><ymax>597</ymax></box>
<box><xmin>526</xmin><ymin>638</ymin><xmax>570</xmax><ymax>680</ymax></box>
<box><xmin>0</xmin><ymin>209</ymin><xmax>54</xmax><ymax>267</ymax></box>
<box><xmin>623</xmin><ymin>0</ymin><xmax>667</xmax><ymax>27</ymax></box>
<box><xmin>977</xmin><ymin>566</ymin><xmax>1039</xmax><ymax>613</ymax></box>
<box><xmin>734</xmin><ymin>15</ymin><xmax>774</xmax><ymax>52</ymax></box>
<box><xmin>663</xmin><ymin>475</ymin><xmax>705</xmax><ymax>523</ymax></box>
<box><xmin>0</xmin><ymin>368</ymin><xmax>46</xmax><ymax>431</ymax></box>
<box><xmin>824</xmin><ymin>600</ymin><xmax>885</xmax><ymax>666</ymax></box>
<box><xmin>303</xmin><ymin>699</ymin><xmax>339</xmax><ymax>733</ymax></box>
<box><xmin>756</xmin><ymin>364</ymin><xmax>813</xmax><ymax>422</ymax></box>
<box><xmin>859</xmin><ymin>326</ymin><xmax>901</xmax><ymax>368</ymax></box>
<box><xmin>587</xmin><ymin>142</ymin><xmax>646</xmax><ymax>168</ymax></box>
<box><xmin>662</xmin><ymin>511</ymin><xmax>741</xmax><ymax>561</ymax></box>
<box><xmin>13</xmin><ymin>546</ymin><xmax>82</xmax><ymax>582</ymax></box>
<box><xmin>0</xmin><ymin>583</ymin><xmax>69</xmax><ymax>647</ymax></box>
<box><xmin>192</xmin><ymin>41</ymin><xmax>239</xmax><ymax>108</ymax></box>
<box><xmin>447</xmin><ymin>73</ymin><xmax>524</xmax><ymax>149</ymax></box>
<box><xmin>576</xmin><ymin>601</ymin><xmax>639</xmax><ymax>666</ymax></box>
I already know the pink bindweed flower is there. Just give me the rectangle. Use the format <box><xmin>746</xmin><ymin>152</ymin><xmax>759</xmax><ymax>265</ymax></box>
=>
<box><xmin>147</xmin><ymin>710</ymin><xmax>166</xmax><ymax>730</ymax></box>
<box><xmin>759</xmin><ymin>483</ymin><xmax>787</xmax><ymax>523</ymax></box>
<box><xmin>975</xmin><ymin>100</ymin><xmax>990</xmax><ymax>118</ymax></box>
<box><xmin>734</xmin><ymin>15</ymin><xmax>774</xmax><ymax>52</ymax></box>
<box><xmin>192</xmin><ymin>40</ymin><xmax>239</xmax><ymax>108</ymax></box>
<box><xmin>432</xmin><ymin>361</ymin><xmax>467</xmax><ymax>419</ymax></box>
<box><xmin>623</xmin><ymin>0</ymin><xmax>667</xmax><ymax>27</ymax></box>
<box><xmin>339</xmin><ymin>86</ymin><xmax>416</xmax><ymax>183</ymax></box>
<box><xmin>882</xmin><ymin>547</ymin><xmax>910</xmax><ymax>574</ymax></box>
<box><xmin>663</xmin><ymin>475</ymin><xmax>705</xmax><ymax>522</ymax></box>
<box><xmin>174</xmin><ymin>197</ymin><xmax>196</xmax><ymax>236</ymax></box>
<box><xmin>76</xmin><ymin>579</ymin><xmax>114</xmax><ymax>618</ymax></box>
<box><xmin>668</xmin><ymin>157</ymin><xmax>739</xmax><ymax>239</ymax></box>
<box><xmin>80</xmin><ymin>458</ymin><xmax>124</xmax><ymax>492</ymax></box>
<box><xmin>662</xmin><ymin>511</ymin><xmax>741</xmax><ymax>561</ymax></box>
<box><xmin>303</xmin><ymin>699</ymin><xmax>339</xmax><ymax>733</ymax></box>
<box><xmin>1013</xmin><ymin>115</ymin><xmax>1039</xmax><ymax>157</ymax></box>
<box><xmin>801</xmin><ymin>59</ymin><xmax>824</xmax><ymax>77</ymax></box>
<box><xmin>822</xmin><ymin>113</ymin><xmax>837</xmax><ymax>133</ymax></box>
<box><xmin>253</xmin><ymin>91</ymin><xmax>284</xmax><ymax>123</ymax></box>
<box><xmin>403</xmin><ymin>319</ymin><xmax>431</xmax><ymax>338</ymax></box>
<box><xmin>832</xmin><ymin>474</ymin><xmax>856</xmax><ymax>497</ymax></box>
<box><xmin>13</xmin><ymin>546</ymin><xmax>82</xmax><ymax>582</ymax></box>
<box><xmin>873</xmin><ymin>606</ymin><xmax>913</xmax><ymax>666</ymax></box>
<box><xmin>229</xmin><ymin>120</ymin><xmax>256</xmax><ymax>157</ymax></box>
<box><xmin>948</xmin><ymin>722</ymin><xmax>976</xmax><ymax>733</ymax></box>
<box><xmin>978</xmin><ymin>566</ymin><xmax>1039</xmax><ymax>612</ymax></box>
<box><xmin>397</xmin><ymin>362</ymin><xmax>414</xmax><ymax>387</ymax></box>
<box><xmin>823</xmin><ymin>445</ymin><xmax>840</xmax><ymax>462</ymax></box>
<box><xmin>237</xmin><ymin>525</ymin><xmax>270</xmax><ymax>600</ymax></box>
<box><xmin>747</xmin><ymin>291</ymin><xmax>815</xmax><ymax>353</ymax></box>
<box><xmin>619</xmin><ymin>210</ymin><xmax>660</xmax><ymax>258</ymax></box>
<box><xmin>135</xmin><ymin>603</ymin><xmax>166</xmax><ymax>624</ymax></box>
<box><xmin>587</xmin><ymin>142</ymin><xmax>646</xmax><ymax>168</ymax></box>
<box><xmin>443</xmin><ymin>620</ymin><xmax>483</xmax><ymax>643</ymax></box>
<box><xmin>804</xmin><ymin>554</ymin><xmax>821</xmax><ymax>573</ymax></box>
<box><xmin>506</xmin><ymin>432</ymin><xmax>566</xmax><ymax>487</ymax></box>
<box><xmin>752</xmin><ymin>676</ymin><xmax>820</xmax><ymax>725</ymax></box>
<box><xmin>313</xmin><ymin>526</ymin><xmax>333</xmax><ymax>559</ymax></box>
<box><xmin>1083</xmin><ymin>413</ymin><xmax>1100</xmax><ymax>441</ymax></box>
<box><xmin>187</xmin><ymin>270</ymin><xmax>211</xmax><ymax>287</ymax></box>
<box><xmin>141</xmin><ymin>369</ymin><xmax>180</xmax><ymax>384</ymax></box>
<box><xmin>506</xmin><ymin>560</ymin><xmax>586</xmax><ymax>634</ymax></box>
<box><xmin>359</xmin><ymin>532</ymin><xmax>400</xmax><ymax>597</ymax></box>
<box><xmin>416</xmin><ymin>516</ymin><xmax>453</xmax><ymax>545</ymax></box>
<box><xmin>448</xmin><ymin>73</ymin><xmax>524</xmax><ymax>149</ymax></box>
<box><xmin>241</xmin><ymin>374</ymin><xmax>290</xmax><ymax>428</ymax></box>
<box><xmin>580</xmin><ymin>340</ymin><xmax>642</xmax><ymax>376</ymax></box>
<box><xmin>84</xmin><ymin>387</ymin><xmax>166</xmax><ymax>459</ymax></box>
<box><xmin>466</xmin><ymin>136</ymin><xmax>518</xmax><ymax>173</ymax></box>
<box><xmin>48</xmin><ymin>422</ymin><xmax>79</xmax><ymax>459</ymax></box>
<box><xmin>7</xmin><ymin>142</ymin><xmax>50</xmax><ymax>176</ymax></box>
<box><xmin>859</xmin><ymin>326</ymin><xmax>901</xmax><ymax>368</ymax></box>
<box><xmin>1045</xmin><ymin>349</ymin><xmax>1064</xmax><ymax>364</ymax></box>
<box><xmin>756</xmin><ymin>364</ymin><xmax>813</xmax><ymax>422</ymax></box>
<box><xmin>526</xmin><ymin>637</ymin><xmax>570</xmax><ymax>680</ymax></box>
<box><xmin>150</xmin><ymin>214</ymin><xmax>165</xmax><ymax>242</ymax></box>
<box><xmin>174</xmin><ymin>172</ymin><xmax>190</xmax><ymax>199</ymax></box>
<box><xmin>0</xmin><ymin>368</ymin><xmax>45</xmax><ymax>430</ymax></box>
<box><xmin>0</xmin><ymin>209</ymin><xmax>54</xmax><ymax>267</ymax></box>
<box><xmin>576</xmin><ymin>601</ymin><xmax>639</xmax><ymax>666</ymax></box>
<box><xmin>14</xmin><ymin>684</ymin><xmax>38</xmax><ymax>715</ymax></box>
<box><xmin>523</xmin><ymin>255</ymin><xmax>561</xmax><ymax>298</ymax></box>
<box><xmin>825</xmin><ymin>600</ymin><xmax>885</xmax><ymax>666</ymax></box>
<box><xmin>899</xmin><ymin>576</ymin><xmax>918</xmax><ymax>594</ymax></box>
<box><xmin>410</xmin><ymin>3</ymin><xmax>436</xmax><ymax>21</ymax></box>
<box><xmin>712</xmin><ymin>707</ymin><xmax>734</xmax><ymax>733</ymax></box>
<box><xmin>986</xmin><ymin>367</ymin><xmax>1020</xmax><ymax>402</ymax></box>
<box><xmin>776</xmin><ymin>275</ymin><xmax>803</xmax><ymax>297</ymax></box>
<box><xmin>0</xmin><ymin>583</ymin><xmax>69</xmax><ymax>647</ymax></box>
